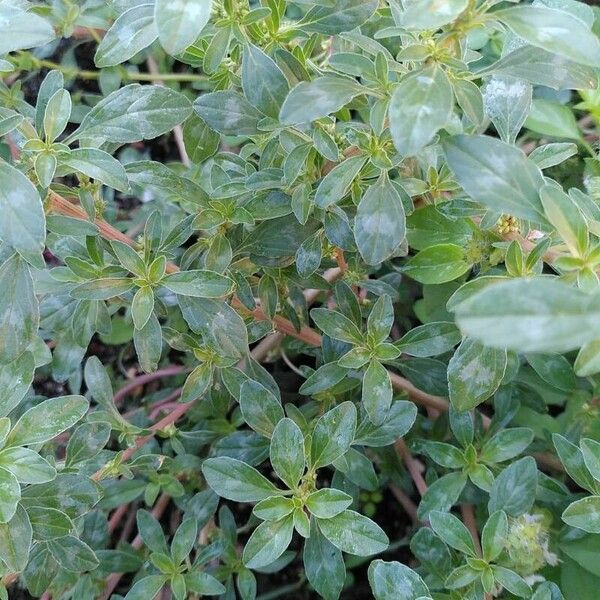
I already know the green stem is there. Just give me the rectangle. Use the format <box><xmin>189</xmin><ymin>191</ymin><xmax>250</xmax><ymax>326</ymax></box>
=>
<box><xmin>23</xmin><ymin>57</ymin><xmax>207</xmax><ymax>84</ymax></box>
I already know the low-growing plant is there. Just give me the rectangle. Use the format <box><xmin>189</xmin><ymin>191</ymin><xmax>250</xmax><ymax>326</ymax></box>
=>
<box><xmin>2</xmin><ymin>0</ymin><xmax>600</xmax><ymax>598</ymax></box>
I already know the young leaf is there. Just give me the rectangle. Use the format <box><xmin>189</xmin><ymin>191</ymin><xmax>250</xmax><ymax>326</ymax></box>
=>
<box><xmin>310</xmin><ymin>402</ymin><xmax>357</xmax><ymax>469</ymax></box>
<box><xmin>7</xmin><ymin>395</ymin><xmax>88</xmax><ymax>447</ymax></box>
<box><xmin>389</xmin><ymin>65</ymin><xmax>453</xmax><ymax>156</ymax></box>
<box><xmin>488</xmin><ymin>457</ymin><xmax>538</xmax><ymax>517</ymax></box>
<box><xmin>0</xmin><ymin>163</ymin><xmax>45</xmax><ymax>263</ymax></box>
<box><xmin>242</xmin><ymin>43</ymin><xmax>289</xmax><ymax>119</ymax></box>
<box><xmin>317</xmin><ymin>509</ymin><xmax>388</xmax><ymax>556</ymax></box>
<box><xmin>202</xmin><ymin>457</ymin><xmax>281</xmax><ymax>502</ymax></box>
<box><xmin>354</xmin><ymin>172</ymin><xmax>406</xmax><ymax>265</ymax></box>
<box><xmin>70</xmin><ymin>84</ymin><xmax>192</xmax><ymax>143</ymax></box>
<box><xmin>280</xmin><ymin>76</ymin><xmax>365</xmax><ymax>124</ymax></box>
<box><xmin>242</xmin><ymin>515</ymin><xmax>294</xmax><ymax>569</ymax></box>
<box><xmin>447</xmin><ymin>339</ymin><xmax>507</xmax><ymax>411</ymax></box>
<box><xmin>444</xmin><ymin>135</ymin><xmax>546</xmax><ymax>223</ymax></box>
<box><xmin>429</xmin><ymin>510</ymin><xmax>476</xmax><ymax>556</ymax></box>
<box><xmin>496</xmin><ymin>6</ymin><xmax>600</xmax><ymax>67</ymax></box>
<box><xmin>368</xmin><ymin>560</ymin><xmax>431</xmax><ymax>600</ymax></box>
<box><xmin>453</xmin><ymin>278</ymin><xmax>600</xmax><ymax>353</ymax></box>
<box><xmin>155</xmin><ymin>0</ymin><xmax>211</xmax><ymax>56</ymax></box>
<box><xmin>362</xmin><ymin>360</ymin><xmax>392</xmax><ymax>425</ymax></box>
<box><xmin>94</xmin><ymin>4</ymin><xmax>157</xmax><ymax>67</ymax></box>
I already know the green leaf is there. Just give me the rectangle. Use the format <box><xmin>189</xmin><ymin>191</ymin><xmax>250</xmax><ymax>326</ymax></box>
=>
<box><xmin>354</xmin><ymin>172</ymin><xmax>406</xmax><ymax>265</ymax></box>
<box><xmin>491</xmin><ymin>566</ymin><xmax>531</xmax><ymax>598</ymax></box>
<box><xmin>417</xmin><ymin>471</ymin><xmax>467</xmax><ymax>521</ymax></box>
<box><xmin>94</xmin><ymin>4</ymin><xmax>157</xmax><ymax>67</ymax></box>
<box><xmin>179</xmin><ymin>297</ymin><xmax>248</xmax><ymax>360</ymax></box>
<box><xmin>133</xmin><ymin>312</ymin><xmax>162</xmax><ymax>372</ymax></box>
<box><xmin>181</xmin><ymin>363</ymin><xmax>212</xmax><ymax>404</ymax></box>
<box><xmin>132</xmin><ymin>285</ymin><xmax>155</xmax><ymax>330</ymax></box>
<box><xmin>553</xmin><ymin>434</ymin><xmax>597</xmax><ymax>493</ymax></box>
<box><xmin>530</xmin><ymin>142</ymin><xmax>579</xmax><ymax>169</ymax></box>
<box><xmin>479</xmin><ymin>428</ymin><xmax>534</xmax><ymax>464</ymax></box>
<box><xmin>453</xmin><ymin>277</ymin><xmax>600</xmax><ymax>353</ymax></box>
<box><xmin>363</xmin><ymin>360</ymin><xmax>392</xmax><ymax>425</ymax></box>
<box><xmin>296</xmin><ymin>507</ymin><xmax>312</xmax><ymax>537</ymax></box>
<box><xmin>444</xmin><ymin>134</ymin><xmax>546</xmax><ymax>223</ymax></box>
<box><xmin>317</xmin><ymin>509</ymin><xmax>388</xmax><ymax>556</ymax></box>
<box><xmin>299</xmin><ymin>362</ymin><xmax>349</xmax><ymax>395</ymax></box>
<box><xmin>480</xmin><ymin>45</ymin><xmax>597</xmax><ymax>91</ymax></box>
<box><xmin>124</xmin><ymin>575</ymin><xmax>168</xmax><ymax>600</ymax></box>
<box><xmin>396</xmin><ymin>322</ymin><xmax>461</xmax><ymax>357</ymax></box>
<box><xmin>280</xmin><ymin>76</ymin><xmax>365</xmax><ymax>125</ymax></box>
<box><xmin>394</xmin><ymin>0</ymin><xmax>468</xmax><ymax>30</ymax></box>
<box><xmin>483</xmin><ymin>76</ymin><xmax>531</xmax><ymax>145</ymax></box>
<box><xmin>202</xmin><ymin>457</ymin><xmax>281</xmax><ymax>502</ymax></box>
<box><xmin>62</xmin><ymin>148</ymin><xmax>129</xmax><ymax>193</ymax></box>
<box><xmin>20</xmin><ymin>474</ymin><xmax>101</xmax><ymax>520</ymax></box>
<box><xmin>0</xmin><ymin>467</ymin><xmax>20</xmax><ymax>523</ymax></box>
<box><xmin>253</xmin><ymin>496</ymin><xmax>295</xmax><ymax>521</ymax></box>
<box><xmin>481</xmin><ymin>510</ymin><xmax>507</xmax><ymax>562</ymax></box>
<box><xmin>64</xmin><ymin>421</ymin><xmax>111</xmax><ymax>467</ymax></box>
<box><xmin>242</xmin><ymin>515</ymin><xmax>294</xmax><ymax>569</ymax></box>
<box><xmin>453</xmin><ymin>77</ymin><xmax>484</xmax><ymax>126</ymax></box>
<box><xmin>137</xmin><ymin>509</ymin><xmax>169</xmax><ymax>555</ymax></box>
<box><xmin>27</xmin><ymin>506</ymin><xmax>74</xmax><ymax>541</ymax></box>
<box><xmin>0</xmin><ymin>505</ymin><xmax>31</xmax><ymax>573</ymax></box>
<box><xmin>311</xmin><ymin>308</ymin><xmax>363</xmax><ymax>344</ymax></box>
<box><xmin>540</xmin><ymin>184</ymin><xmax>588</xmax><ymax>257</ymax></box>
<box><xmin>182</xmin><ymin>114</ymin><xmax>220</xmax><ymax>163</ymax></box>
<box><xmin>43</xmin><ymin>89</ymin><xmax>71</xmax><ymax>143</ymax></box>
<box><xmin>0</xmin><ymin>256</ymin><xmax>39</xmax><ymax>364</ymax></box>
<box><xmin>447</xmin><ymin>338</ymin><xmax>507</xmax><ymax>411</ymax></box>
<box><xmin>239</xmin><ymin>380</ymin><xmax>284</xmax><ymax>438</ymax></box>
<box><xmin>34</xmin><ymin>152</ymin><xmax>56</xmax><ymax>188</ymax></box>
<box><xmin>7</xmin><ymin>395</ymin><xmax>88</xmax><ymax>447</ymax></box>
<box><xmin>581</xmin><ymin>438</ymin><xmax>600</xmax><ymax>481</ymax></box>
<box><xmin>368</xmin><ymin>559</ymin><xmax>431</xmax><ymax>600</ymax></box>
<box><xmin>270</xmin><ymin>418</ymin><xmax>305</xmax><ymax>489</ymax></box>
<box><xmin>575</xmin><ymin>339</ymin><xmax>600</xmax><ymax>377</ymax></box>
<box><xmin>71</xmin><ymin>278</ymin><xmax>135</xmax><ymax>300</ymax></box>
<box><xmin>389</xmin><ymin>65</ymin><xmax>452</xmax><ymax>156</ymax></box>
<box><xmin>0</xmin><ymin>107</ymin><xmax>23</xmax><ymax>137</ymax></box>
<box><xmin>0</xmin><ymin>447</ymin><xmax>56</xmax><ymax>484</ymax></box>
<box><xmin>303</xmin><ymin>526</ymin><xmax>345</xmax><ymax>600</ymax></box>
<box><xmin>162</xmin><ymin>269</ymin><xmax>233</xmax><ymax>298</ymax></box>
<box><xmin>0</xmin><ymin>163</ymin><xmax>45</xmax><ymax>263</ymax></box>
<box><xmin>562</xmin><ymin>496</ymin><xmax>600</xmax><ymax>534</ymax></box>
<box><xmin>429</xmin><ymin>510</ymin><xmax>476</xmax><ymax>556</ymax></box>
<box><xmin>70</xmin><ymin>84</ymin><xmax>192</xmax><ymax>143</ymax></box>
<box><xmin>354</xmin><ymin>401</ymin><xmax>417</xmax><ymax>447</ymax></box>
<box><xmin>193</xmin><ymin>90</ymin><xmax>263</xmax><ymax>135</ymax></box>
<box><xmin>0</xmin><ymin>352</ymin><xmax>35</xmax><ymax>417</ymax></box>
<box><xmin>186</xmin><ymin>571</ymin><xmax>225</xmax><ymax>595</ymax></box>
<box><xmin>311</xmin><ymin>401</ymin><xmax>357</xmax><ymax>469</ymax></box>
<box><xmin>315</xmin><ymin>155</ymin><xmax>367</xmax><ymax>209</ymax></box>
<box><xmin>155</xmin><ymin>0</ymin><xmax>211</xmax><ymax>55</ymax></box>
<box><xmin>242</xmin><ymin>43</ymin><xmax>289</xmax><ymax>119</ymax></box>
<box><xmin>488</xmin><ymin>457</ymin><xmax>538</xmax><ymax>517</ymax></box>
<box><xmin>526</xmin><ymin>99</ymin><xmax>581</xmax><ymax>140</ymax></box>
<box><xmin>0</xmin><ymin>6</ymin><xmax>55</xmax><ymax>54</ymax></box>
<box><xmin>496</xmin><ymin>6</ymin><xmax>600</xmax><ymax>67</ymax></box>
<box><xmin>305</xmin><ymin>488</ymin><xmax>353</xmax><ymax>518</ymax></box>
<box><xmin>171</xmin><ymin>518</ymin><xmax>197</xmax><ymax>564</ymax></box>
<box><xmin>300</xmin><ymin>0</ymin><xmax>379</xmax><ymax>34</ymax></box>
<box><xmin>403</xmin><ymin>244</ymin><xmax>470</xmax><ymax>284</ymax></box>
<box><xmin>83</xmin><ymin>356</ymin><xmax>114</xmax><ymax>409</ymax></box>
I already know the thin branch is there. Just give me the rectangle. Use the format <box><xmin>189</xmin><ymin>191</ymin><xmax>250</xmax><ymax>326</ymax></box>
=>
<box><xmin>395</xmin><ymin>439</ymin><xmax>428</xmax><ymax>497</ymax></box>
<box><xmin>461</xmin><ymin>504</ymin><xmax>482</xmax><ymax>557</ymax></box>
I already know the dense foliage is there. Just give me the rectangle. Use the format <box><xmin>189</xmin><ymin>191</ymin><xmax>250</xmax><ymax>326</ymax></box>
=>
<box><xmin>2</xmin><ymin>0</ymin><xmax>600</xmax><ymax>598</ymax></box>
